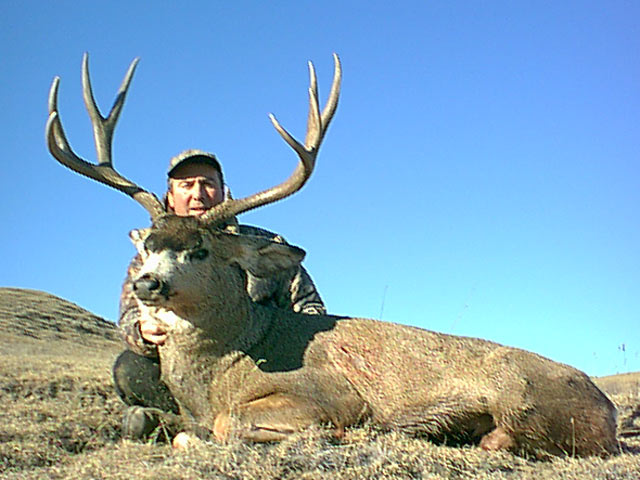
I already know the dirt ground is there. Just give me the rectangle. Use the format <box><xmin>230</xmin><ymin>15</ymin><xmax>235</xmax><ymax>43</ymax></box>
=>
<box><xmin>0</xmin><ymin>287</ymin><xmax>638</xmax><ymax>479</ymax></box>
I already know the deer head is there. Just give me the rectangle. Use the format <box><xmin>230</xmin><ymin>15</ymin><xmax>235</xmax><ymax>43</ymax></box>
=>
<box><xmin>127</xmin><ymin>215</ymin><xmax>305</xmax><ymax>329</ymax></box>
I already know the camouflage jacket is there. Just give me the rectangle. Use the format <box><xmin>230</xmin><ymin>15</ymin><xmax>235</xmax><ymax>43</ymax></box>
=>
<box><xmin>118</xmin><ymin>223</ymin><xmax>326</xmax><ymax>357</ymax></box>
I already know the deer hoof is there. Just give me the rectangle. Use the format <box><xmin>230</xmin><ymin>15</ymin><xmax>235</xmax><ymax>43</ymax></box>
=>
<box><xmin>172</xmin><ymin>432</ymin><xmax>201</xmax><ymax>450</ymax></box>
<box><xmin>480</xmin><ymin>426</ymin><xmax>516</xmax><ymax>452</ymax></box>
<box><xmin>213</xmin><ymin>413</ymin><xmax>231</xmax><ymax>442</ymax></box>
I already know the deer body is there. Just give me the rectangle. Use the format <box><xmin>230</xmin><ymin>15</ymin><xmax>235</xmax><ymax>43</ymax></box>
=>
<box><xmin>130</xmin><ymin>216</ymin><xmax>618</xmax><ymax>457</ymax></box>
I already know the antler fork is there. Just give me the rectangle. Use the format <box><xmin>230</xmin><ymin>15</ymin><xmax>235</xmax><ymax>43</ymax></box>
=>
<box><xmin>202</xmin><ymin>54</ymin><xmax>341</xmax><ymax>224</ymax></box>
<box><xmin>46</xmin><ymin>53</ymin><xmax>164</xmax><ymax>219</ymax></box>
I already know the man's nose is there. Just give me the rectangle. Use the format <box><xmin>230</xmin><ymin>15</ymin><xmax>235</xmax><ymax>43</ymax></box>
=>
<box><xmin>191</xmin><ymin>181</ymin><xmax>206</xmax><ymax>199</ymax></box>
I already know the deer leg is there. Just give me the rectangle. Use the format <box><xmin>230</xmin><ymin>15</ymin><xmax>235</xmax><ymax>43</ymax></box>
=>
<box><xmin>213</xmin><ymin>393</ymin><xmax>328</xmax><ymax>442</ymax></box>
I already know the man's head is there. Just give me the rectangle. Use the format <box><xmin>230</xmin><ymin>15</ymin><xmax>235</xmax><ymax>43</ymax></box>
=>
<box><xmin>166</xmin><ymin>150</ymin><xmax>225</xmax><ymax>217</ymax></box>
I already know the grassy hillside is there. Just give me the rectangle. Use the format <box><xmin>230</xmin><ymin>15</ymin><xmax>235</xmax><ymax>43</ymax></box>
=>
<box><xmin>0</xmin><ymin>287</ymin><xmax>638</xmax><ymax>479</ymax></box>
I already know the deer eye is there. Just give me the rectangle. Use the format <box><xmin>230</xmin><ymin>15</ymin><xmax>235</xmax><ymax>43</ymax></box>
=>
<box><xmin>189</xmin><ymin>248</ymin><xmax>209</xmax><ymax>261</ymax></box>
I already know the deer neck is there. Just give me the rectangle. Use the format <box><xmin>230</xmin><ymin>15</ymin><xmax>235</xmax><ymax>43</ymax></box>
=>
<box><xmin>154</xmin><ymin>298</ymin><xmax>275</xmax><ymax>423</ymax></box>
<box><xmin>157</xmin><ymin>325</ymin><xmax>220</xmax><ymax>423</ymax></box>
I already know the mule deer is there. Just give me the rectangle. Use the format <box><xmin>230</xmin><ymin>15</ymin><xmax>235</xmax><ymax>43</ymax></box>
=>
<box><xmin>46</xmin><ymin>54</ymin><xmax>618</xmax><ymax>457</ymax></box>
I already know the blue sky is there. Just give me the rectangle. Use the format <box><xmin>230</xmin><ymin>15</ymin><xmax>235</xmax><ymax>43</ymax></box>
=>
<box><xmin>1</xmin><ymin>1</ymin><xmax>638</xmax><ymax>377</ymax></box>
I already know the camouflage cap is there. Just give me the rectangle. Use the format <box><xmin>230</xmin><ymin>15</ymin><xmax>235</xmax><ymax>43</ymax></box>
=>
<box><xmin>167</xmin><ymin>149</ymin><xmax>223</xmax><ymax>178</ymax></box>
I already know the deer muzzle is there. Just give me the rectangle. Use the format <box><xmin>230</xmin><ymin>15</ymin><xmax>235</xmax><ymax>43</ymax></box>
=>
<box><xmin>133</xmin><ymin>274</ymin><xmax>170</xmax><ymax>302</ymax></box>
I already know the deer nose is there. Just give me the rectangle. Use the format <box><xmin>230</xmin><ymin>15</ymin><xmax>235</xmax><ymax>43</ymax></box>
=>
<box><xmin>133</xmin><ymin>274</ymin><xmax>163</xmax><ymax>300</ymax></box>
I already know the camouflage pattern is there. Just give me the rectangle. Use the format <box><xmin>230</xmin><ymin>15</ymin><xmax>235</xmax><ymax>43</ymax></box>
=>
<box><xmin>118</xmin><ymin>223</ymin><xmax>326</xmax><ymax>357</ymax></box>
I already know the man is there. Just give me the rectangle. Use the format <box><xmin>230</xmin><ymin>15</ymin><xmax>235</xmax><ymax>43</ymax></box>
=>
<box><xmin>112</xmin><ymin>149</ymin><xmax>326</xmax><ymax>439</ymax></box>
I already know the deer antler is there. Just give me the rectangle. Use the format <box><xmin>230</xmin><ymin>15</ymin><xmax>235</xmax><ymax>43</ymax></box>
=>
<box><xmin>46</xmin><ymin>53</ymin><xmax>164</xmax><ymax>220</ymax></box>
<box><xmin>202</xmin><ymin>54</ymin><xmax>341</xmax><ymax>224</ymax></box>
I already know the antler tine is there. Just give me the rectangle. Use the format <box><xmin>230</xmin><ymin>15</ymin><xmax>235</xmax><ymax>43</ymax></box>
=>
<box><xmin>202</xmin><ymin>54</ymin><xmax>341</xmax><ymax>224</ymax></box>
<box><xmin>45</xmin><ymin>54</ymin><xmax>164</xmax><ymax>220</ymax></box>
<box><xmin>82</xmin><ymin>53</ymin><xmax>138</xmax><ymax>167</ymax></box>
<box><xmin>321</xmin><ymin>53</ymin><xmax>342</xmax><ymax>136</ymax></box>
<box><xmin>303</xmin><ymin>60</ymin><xmax>322</xmax><ymax>152</ymax></box>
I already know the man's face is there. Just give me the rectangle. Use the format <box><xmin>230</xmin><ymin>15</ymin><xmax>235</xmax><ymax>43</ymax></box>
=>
<box><xmin>167</xmin><ymin>162</ymin><xmax>224</xmax><ymax>217</ymax></box>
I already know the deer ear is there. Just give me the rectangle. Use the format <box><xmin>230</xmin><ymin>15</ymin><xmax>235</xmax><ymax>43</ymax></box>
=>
<box><xmin>233</xmin><ymin>237</ymin><xmax>306</xmax><ymax>277</ymax></box>
<box><xmin>129</xmin><ymin>228</ymin><xmax>151</xmax><ymax>255</ymax></box>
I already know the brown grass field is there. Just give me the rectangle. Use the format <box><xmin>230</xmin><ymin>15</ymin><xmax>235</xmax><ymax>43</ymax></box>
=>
<box><xmin>0</xmin><ymin>287</ymin><xmax>638</xmax><ymax>479</ymax></box>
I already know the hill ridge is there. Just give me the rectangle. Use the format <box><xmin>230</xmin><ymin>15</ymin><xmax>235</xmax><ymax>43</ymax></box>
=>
<box><xmin>0</xmin><ymin>287</ymin><xmax>118</xmax><ymax>344</ymax></box>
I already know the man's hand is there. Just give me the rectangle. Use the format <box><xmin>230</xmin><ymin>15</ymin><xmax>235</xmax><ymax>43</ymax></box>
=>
<box><xmin>139</xmin><ymin>317</ymin><xmax>169</xmax><ymax>345</ymax></box>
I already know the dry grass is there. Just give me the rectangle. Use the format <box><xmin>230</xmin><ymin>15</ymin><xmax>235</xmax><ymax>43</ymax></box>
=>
<box><xmin>0</xmin><ymin>288</ymin><xmax>638</xmax><ymax>479</ymax></box>
<box><xmin>594</xmin><ymin>372</ymin><xmax>640</xmax><ymax>397</ymax></box>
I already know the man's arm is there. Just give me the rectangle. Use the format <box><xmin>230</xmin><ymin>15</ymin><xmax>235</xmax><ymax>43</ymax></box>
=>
<box><xmin>289</xmin><ymin>265</ymin><xmax>326</xmax><ymax>315</ymax></box>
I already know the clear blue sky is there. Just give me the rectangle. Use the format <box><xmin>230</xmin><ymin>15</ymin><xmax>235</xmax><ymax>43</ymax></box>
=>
<box><xmin>1</xmin><ymin>1</ymin><xmax>638</xmax><ymax>377</ymax></box>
